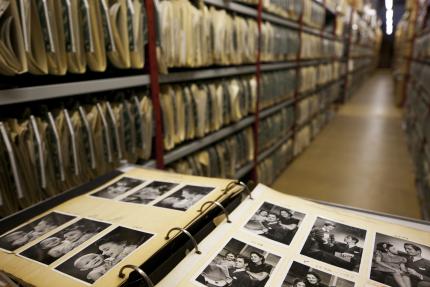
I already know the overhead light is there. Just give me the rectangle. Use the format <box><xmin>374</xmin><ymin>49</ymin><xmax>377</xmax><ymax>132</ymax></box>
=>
<box><xmin>385</xmin><ymin>0</ymin><xmax>393</xmax><ymax>10</ymax></box>
<box><xmin>386</xmin><ymin>9</ymin><xmax>393</xmax><ymax>20</ymax></box>
<box><xmin>386</xmin><ymin>25</ymin><xmax>393</xmax><ymax>35</ymax></box>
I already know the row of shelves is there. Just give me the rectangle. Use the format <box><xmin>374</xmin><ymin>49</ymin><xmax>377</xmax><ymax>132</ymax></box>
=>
<box><xmin>0</xmin><ymin>59</ymin><xmax>342</xmax><ymax>106</ymax></box>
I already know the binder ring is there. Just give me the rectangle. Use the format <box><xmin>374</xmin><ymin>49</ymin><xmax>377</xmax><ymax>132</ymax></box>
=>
<box><xmin>198</xmin><ymin>201</ymin><xmax>232</xmax><ymax>223</ymax></box>
<box><xmin>238</xmin><ymin>181</ymin><xmax>253</xmax><ymax>200</ymax></box>
<box><xmin>165</xmin><ymin>227</ymin><xmax>201</xmax><ymax>254</ymax></box>
<box><xmin>118</xmin><ymin>265</ymin><xmax>153</xmax><ymax>287</ymax></box>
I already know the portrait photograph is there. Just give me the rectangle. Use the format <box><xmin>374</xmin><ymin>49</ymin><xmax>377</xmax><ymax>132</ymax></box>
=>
<box><xmin>120</xmin><ymin>181</ymin><xmax>179</xmax><ymax>204</ymax></box>
<box><xmin>243</xmin><ymin>201</ymin><xmax>306</xmax><ymax>246</ymax></box>
<box><xmin>0</xmin><ymin>212</ymin><xmax>76</xmax><ymax>251</ymax></box>
<box><xmin>20</xmin><ymin>218</ymin><xmax>110</xmax><ymax>265</ymax></box>
<box><xmin>55</xmin><ymin>226</ymin><xmax>153</xmax><ymax>284</ymax></box>
<box><xmin>154</xmin><ymin>185</ymin><xmax>214</xmax><ymax>211</ymax></box>
<box><xmin>90</xmin><ymin>177</ymin><xmax>144</xmax><ymax>199</ymax></box>
<box><xmin>194</xmin><ymin>238</ymin><xmax>281</xmax><ymax>287</ymax></box>
<box><xmin>301</xmin><ymin>217</ymin><xmax>367</xmax><ymax>272</ymax></box>
<box><xmin>282</xmin><ymin>261</ymin><xmax>355</xmax><ymax>287</ymax></box>
<box><xmin>369</xmin><ymin>233</ymin><xmax>430</xmax><ymax>287</ymax></box>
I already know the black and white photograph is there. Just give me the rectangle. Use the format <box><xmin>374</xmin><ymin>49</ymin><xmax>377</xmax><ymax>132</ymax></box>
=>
<box><xmin>243</xmin><ymin>202</ymin><xmax>306</xmax><ymax>246</ymax></box>
<box><xmin>301</xmin><ymin>217</ymin><xmax>367</xmax><ymax>272</ymax></box>
<box><xmin>120</xmin><ymin>181</ymin><xmax>179</xmax><ymax>204</ymax></box>
<box><xmin>154</xmin><ymin>185</ymin><xmax>214</xmax><ymax>211</ymax></box>
<box><xmin>282</xmin><ymin>261</ymin><xmax>355</xmax><ymax>287</ymax></box>
<box><xmin>194</xmin><ymin>238</ymin><xmax>281</xmax><ymax>287</ymax></box>
<box><xmin>369</xmin><ymin>233</ymin><xmax>430</xmax><ymax>287</ymax></box>
<box><xmin>55</xmin><ymin>226</ymin><xmax>153</xmax><ymax>284</ymax></box>
<box><xmin>0</xmin><ymin>212</ymin><xmax>76</xmax><ymax>252</ymax></box>
<box><xmin>90</xmin><ymin>177</ymin><xmax>145</xmax><ymax>199</ymax></box>
<box><xmin>20</xmin><ymin>218</ymin><xmax>110</xmax><ymax>265</ymax></box>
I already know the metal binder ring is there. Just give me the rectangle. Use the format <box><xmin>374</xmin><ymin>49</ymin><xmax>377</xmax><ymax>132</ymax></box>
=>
<box><xmin>238</xmin><ymin>181</ymin><xmax>253</xmax><ymax>200</ymax></box>
<box><xmin>118</xmin><ymin>265</ymin><xmax>153</xmax><ymax>287</ymax></box>
<box><xmin>224</xmin><ymin>180</ymin><xmax>239</xmax><ymax>193</ymax></box>
<box><xmin>198</xmin><ymin>201</ymin><xmax>232</xmax><ymax>223</ymax></box>
<box><xmin>164</xmin><ymin>227</ymin><xmax>201</xmax><ymax>254</ymax></box>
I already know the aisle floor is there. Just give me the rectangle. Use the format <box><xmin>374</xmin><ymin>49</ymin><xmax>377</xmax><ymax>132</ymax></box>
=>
<box><xmin>272</xmin><ymin>70</ymin><xmax>422</xmax><ymax>219</ymax></box>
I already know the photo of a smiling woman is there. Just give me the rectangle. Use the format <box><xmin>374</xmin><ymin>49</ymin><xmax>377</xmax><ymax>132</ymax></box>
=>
<box><xmin>55</xmin><ymin>226</ymin><xmax>153</xmax><ymax>284</ymax></box>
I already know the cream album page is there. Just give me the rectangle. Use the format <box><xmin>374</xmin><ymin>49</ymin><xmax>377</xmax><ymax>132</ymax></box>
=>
<box><xmin>0</xmin><ymin>168</ymin><xmax>240</xmax><ymax>286</ymax></box>
<box><xmin>158</xmin><ymin>184</ymin><xmax>430</xmax><ymax>287</ymax></box>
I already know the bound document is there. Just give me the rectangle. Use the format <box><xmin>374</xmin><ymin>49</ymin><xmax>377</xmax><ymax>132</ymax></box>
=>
<box><xmin>0</xmin><ymin>167</ymin><xmax>244</xmax><ymax>286</ymax></box>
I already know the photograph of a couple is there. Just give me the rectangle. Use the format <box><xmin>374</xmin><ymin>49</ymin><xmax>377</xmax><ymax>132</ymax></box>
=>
<box><xmin>0</xmin><ymin>212</ymin><xmax>75</xmax><ymax>251</ymax></box>
<box><xmin>120</xmin><ymin>181</ymin><xmax>179</xmax><ymax>204</ymax></box>
<box><xmin>20</xmin><ymin>218</ymin><xmax>110</xmax><ymax>265</ymax></box>
<box><xmin>55</xmin><ymin>226</ymin><xmax>153</xmax><ymax>284</ymax></box>
<box><xmin>244</xmin><ymin>202</ymin><xmax>305</xmax><ymax>246</ymax></box>
<box><xmin>282</xmin><ymin>261</ymin><xmax>355</xmax><ymax>287</ymax></box>
<box><xmin>90</xmin><ymin>177</ymin><xmax>145</xmax><ymax>199</ymax></box>
<box><xmin>154</xmin><ymin>185</ymin><xmax>214</xmax><ymax>211</ymax></box>
<box><xmin>370</xmin><ymin>233</ymin><xmax>430</xmax><ymax>287</ymax></box>
<box><xmin>195</xmin><ymin>238</ymin><xmax>281</xmax><ymax>287</ymax></box>
<box><xmin>301</xmin><ymin>217</ymin><xmax>367</xmax><ymax>272</ymax></box>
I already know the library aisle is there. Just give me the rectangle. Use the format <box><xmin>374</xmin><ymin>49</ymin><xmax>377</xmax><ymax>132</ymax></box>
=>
<box><xmin>273</xmin><ymin>70</ymin><xmax>422</xmax><ymax>219</ymax></box>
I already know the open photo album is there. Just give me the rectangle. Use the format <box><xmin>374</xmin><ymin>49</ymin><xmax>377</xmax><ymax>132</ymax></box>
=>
<box><xmin>0</xmin><ymin>169</ymin><xmax>429</xmax><ymax>287</ymax></box>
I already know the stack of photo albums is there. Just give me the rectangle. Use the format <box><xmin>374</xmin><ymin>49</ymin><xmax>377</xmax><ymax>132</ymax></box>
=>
<box><xmin>0</xmin><ymin>167</ymin><xmax>429</xmax><ymax>287</ymax></box>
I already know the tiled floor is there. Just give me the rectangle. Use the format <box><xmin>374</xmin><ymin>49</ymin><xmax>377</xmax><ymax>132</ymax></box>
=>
<box><xmin>272</xmin><ymin>70</ymin><xmax>422</xmax><ymax>219</ymax></box>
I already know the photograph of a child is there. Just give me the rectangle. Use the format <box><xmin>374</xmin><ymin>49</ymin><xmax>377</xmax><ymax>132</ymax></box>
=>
<box><xmin>55</xmin><ymin>226</ymin><xmax>153</xmax><ymax>284</ymax></box>
<box><xmin>301</xmin><ymin>217</ymin><xmax>366</xmax><ymax>272</ymax></box>
<box><xmin>282</xmin><ymin>261</ymin><xmax>355</xmax><ymax>287</ymax></box>
<box><xmin>154</xmin><ymin>185</ymin><xmax>214</xmax><ymax>211</ymax></box>
<box><xmin>90</xmin><ymin>177</ymin><xmax>144</xmax><ymax>199</ymax></box>
<box><xmin>120</xmin><ymin>181</ymin><xmax>178</xmax><ymax>204</ymax></box>
<box><xmin>20</xmin><ymin>218</ymin><xmax>110</xmax><ymax>265</ymax></box>
<box><xmin>0</xmin><ymin>212</ymin><xmax>75</xmax><ymax>251</ymax></box>
<box><xmin>370</xmin><ymin>233</ymin><xmax>430</xmax><ymax>287</ymax></box>
<box><xmin>244</xmin><ymin>202</ymin><xmax>306</xmax><ymax>246</ymax></box>
<box><xmin>195</xmin><ymin>238</ymin><xmax>281</xmax><ymax>287</ymax></box>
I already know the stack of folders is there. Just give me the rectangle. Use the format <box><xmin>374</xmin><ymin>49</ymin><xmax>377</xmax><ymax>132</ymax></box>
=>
<box><xmin>296</xmin><ymin>94</ymin><xmax>319</xmax><ymax>126</ymax></box>
<box><xmin>234</xmin><ymin>0</ymin><xmax>302</xmax><ymax>21</ymax></box>
<box><xmin>301</xmin><ymin>34</ymin><xmax>322</xmax><ymax>59</ymax></box>
<box><xmin>169</xmin><ymin>127</ymin><xmax>254</xmax><ymax>179</ymax></box>
<box><xmin>0</xmin><ymin>0</ymin><xmax>147</xmax><ymax>76</ymax></box>
<box><xmin>0</xmin><ymin>91</ymin><xmax>153</xmax><ymax>217</ymax></box>
<box><xmin>158</xmin><ymin>1</ymin><xmax>258</xmax><ymax>69</ymax></box>
<box><xmin>160</xmin><ymin>75</ymin><xmax>257</xmax><ymax>151</ymax></box>
<box><xmin>303</xmin><ymin>0</ymin><xmax>325</xmax><ymax>29</ymax></box>
<box><xmin>298</xmin><ymin>66</ymin><xmax>318</xmax><ymax>93</ymax></box>
<box><xmin>257</xmin><ymin>139</ymin><xmax>294</xmax><ymax>184</ymax></box>
<box><xmin>259</xmin><ymin>70</ymin><xmax>296</xmax><ymax>110</ymax></box>
<box><xmin>259</xmin><ymin>106</ymin><xmax>295</xmax><ymax>154</ymax></box>
<box><xmin>261</xmin><ymin>23</ymin><xmax>300</xmax><ymax>62</ymax></box>
<box><xmin>317</xmin><ymin>62</ymin><xmax>341</xmax><ymax>86</ymax></box>
<box><xmin>321</xmin><ymin>39</ymin><xmax>344</xmax><ymax>59</ymax></box>
<box><xmin>294</xmin><ymin>125</ymin><xmax>311</xmax><ymax>156</ymax></box>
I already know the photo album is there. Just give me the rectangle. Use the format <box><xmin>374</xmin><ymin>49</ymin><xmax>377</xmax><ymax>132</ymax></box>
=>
<box><xmin>0</xmin><ymin>168</ymin><xmax>429</xmax><ymax>287</ymax></box>
<box><xmin>0</xmin><ymin>167</ymin><xmax>243</xmax><ymax>287</ymax></box>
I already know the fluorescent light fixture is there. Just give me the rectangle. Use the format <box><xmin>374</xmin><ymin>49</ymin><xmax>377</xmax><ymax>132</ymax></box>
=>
<box><xmin>386</xmin><ymin>9</ymin><xmax>393</xmax><ymax>20</ymax></box>
<box><xmin>385</xmin><ymin>0</ymin><xmax>393</xmax><ymax>10</ymax></box>
<box><xmin>386</xmin><ymin>25</ymin><xmax>393</xmax><ymax>35</ymax></box>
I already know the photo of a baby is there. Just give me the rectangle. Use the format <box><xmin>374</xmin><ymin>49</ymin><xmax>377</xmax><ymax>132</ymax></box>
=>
<box><xmin>20</xmin><ymin>218</ymin><xmax>110</xmax><ymax>265</ymax></box>
<box><xmin>90</xmin><ymin>177</ymin><xmax>144</xmax><ymax>199</ymax></box>
<box><xmin>55</xmin><ymin>226</ymin><xmax>153</xmax><ymax>284</ymax></box>
<box><xmin>121</xmin><ymin>181</ymin><xmax>178</xmax><ymax>204</ymax></box>
<box><xmin>154</xmin><ymin>185</ymin><xmax>215</xmax><ymax>211</ymax></box>
<box><xmin>0</xmin><ymin>212</ymin><xmax>76</xmax><ymax>251</ymax></box>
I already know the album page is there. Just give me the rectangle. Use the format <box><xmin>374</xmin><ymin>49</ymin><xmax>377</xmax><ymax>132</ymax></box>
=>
<box><xmin>158</xmin><ymin>184</ymin><xmax>430</xmax><ymax>287</ymax></box>
<box><xmin>0</xmin><ymin>167</ymin><xmax>240</xmax><ymax>286</ymax></box>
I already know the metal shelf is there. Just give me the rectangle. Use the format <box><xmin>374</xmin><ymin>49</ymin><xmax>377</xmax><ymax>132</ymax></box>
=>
<box><xmin>235</xmin><ymin>161</ymin><xmax>254</xmax><ymax>179</ymax></box>
<box><xmin>0</xmin><ymin>74</ymin><xmax>150</xmax><ymax>106</ymax></box>
<box><xmin>257</xmin><ymin>130</ymin><xmax>293</xmax><ymax>163</ymax></box>
<box><xmin>204</xmin><ymin>0</ymin><xmax>257</xmax><ymax>18</ymax></box>
<box><xmin>260</xmin><ymin>61</ymin><xmax>298</xmax><ymax>71</ymax></box>
<box><xmin>259</xmin><ymin>98</ymin><xmax>295</xmax><ymax>119</ymax></box>
<box><xmin>159</xmin><ymin>65</ymin><xmax>256</xmax><ymax>84</ymax></box>
<box><xmin>261</xmin><ymin>12</ymin><xmax>300</xmax><ymax>30</ymax></box>
<box><xmin>164</xmin><ymin>116</ymin><xmax>255</xmax><ymax>165</ymax></box>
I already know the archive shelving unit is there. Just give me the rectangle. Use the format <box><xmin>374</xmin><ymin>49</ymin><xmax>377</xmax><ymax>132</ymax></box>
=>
<box><xmin>0</xmin><ymin>0</ymin><xmax>380</xmax><ymax>212</ymax></box>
